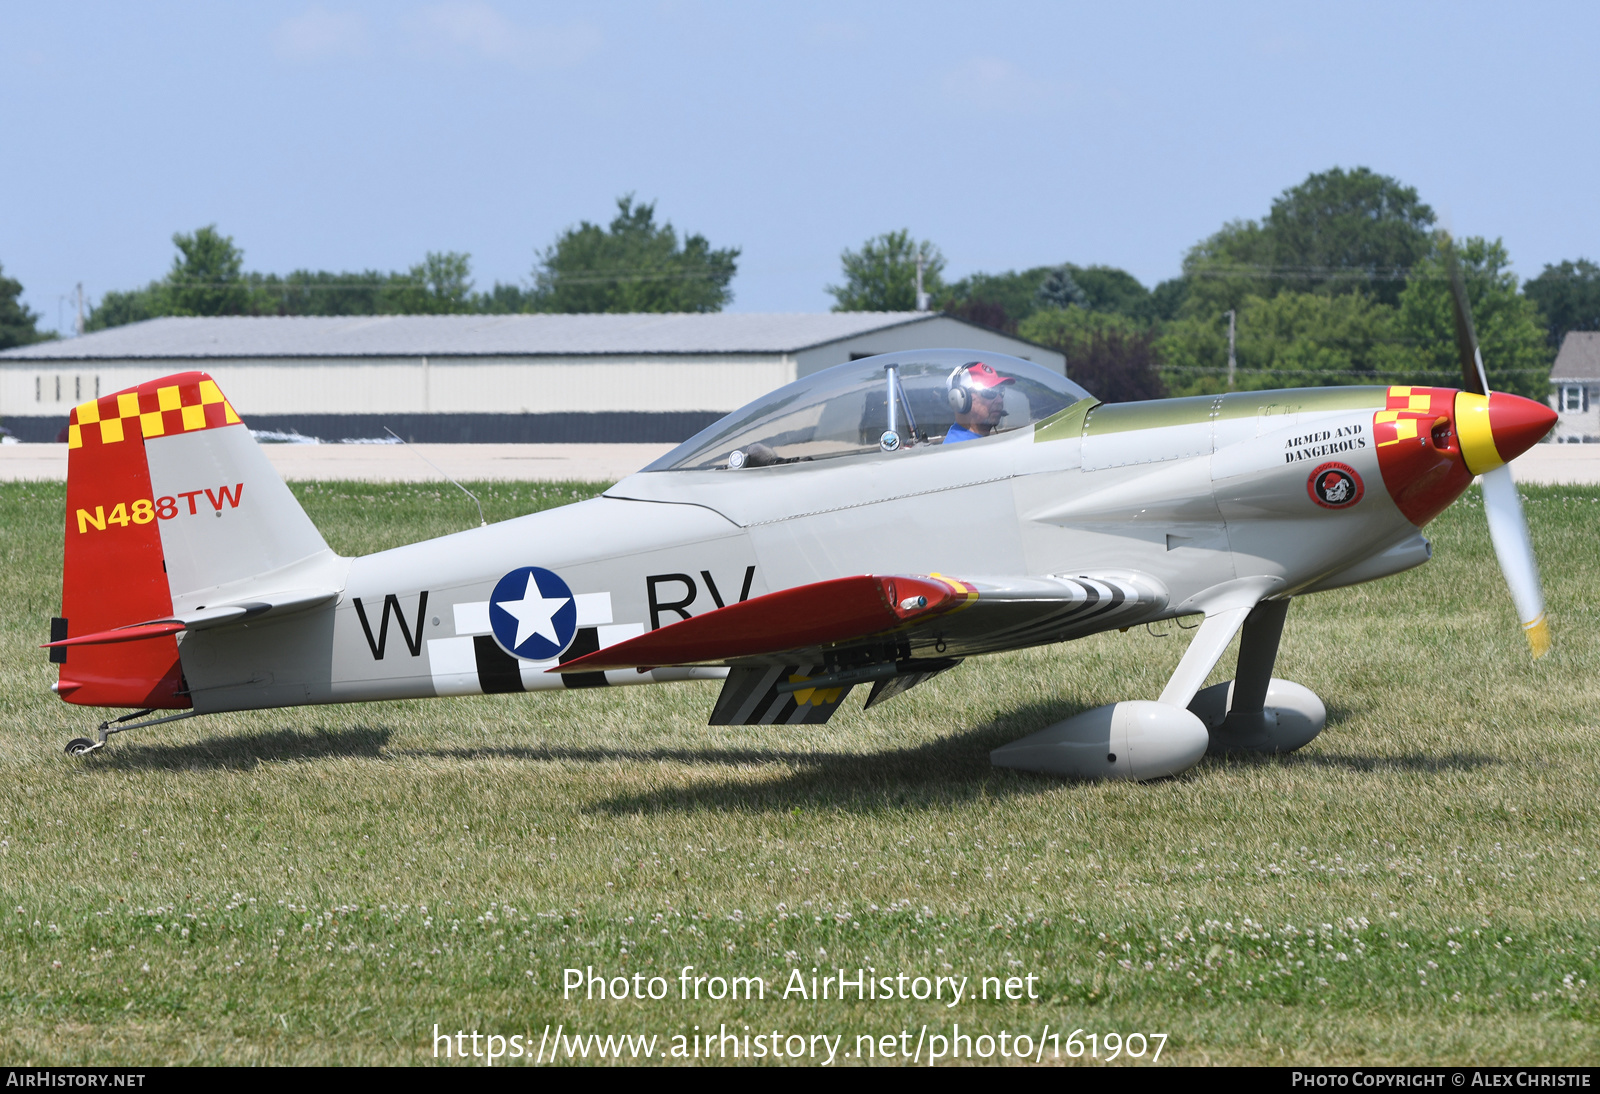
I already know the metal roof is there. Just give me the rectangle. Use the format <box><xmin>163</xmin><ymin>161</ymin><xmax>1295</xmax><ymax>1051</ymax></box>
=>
<box><xmin>1551</xmin><ymin>331</ymin><xmax>1600</xmax><ymax>381</ymax></box>
<box><xmin>0</xmin><ymin>312</ymin><xmax>957</xmax><ymax>361</ymax></box>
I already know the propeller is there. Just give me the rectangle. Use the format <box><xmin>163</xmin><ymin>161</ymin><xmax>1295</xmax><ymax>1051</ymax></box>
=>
<box><xmin>1442</xmin><ymin>235</ymin><xmax>1552</xmax><ymax>658</ymax></box>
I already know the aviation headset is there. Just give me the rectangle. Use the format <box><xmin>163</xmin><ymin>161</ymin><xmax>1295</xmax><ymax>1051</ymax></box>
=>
<box><xmin>947</xmin><ymin>361</ymin><xmax>997</xmax><ymax>415</ymax></box>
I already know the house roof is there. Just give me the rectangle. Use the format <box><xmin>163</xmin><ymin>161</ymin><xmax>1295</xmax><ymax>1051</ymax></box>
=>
<box><xmin>0</xmin><ymin>312</ymin><xmax>965</xmax><ymax>361</ymax></box>
<box><xmin>1551</xmin><ymin>331</ymin><xmax>1600</xmax><ymax>381</ymax></box>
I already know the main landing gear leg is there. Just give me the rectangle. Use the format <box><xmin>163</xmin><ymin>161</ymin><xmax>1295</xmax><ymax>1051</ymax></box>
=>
<box><xmin>1187</xmin><ymin>599</ymin><xmax>1326</xmax><ymax>754</ymax></box>
<box><xmin>64</xmin><ymin>709</ymin><xmax>200</xmax><ymax>757</ymax></box>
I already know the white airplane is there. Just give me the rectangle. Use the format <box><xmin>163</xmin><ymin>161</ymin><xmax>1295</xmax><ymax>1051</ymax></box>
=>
<box><xmin>45</xmin><ymin>262</ymin><xmax>1556</xmax><ymax>780</ymax></box>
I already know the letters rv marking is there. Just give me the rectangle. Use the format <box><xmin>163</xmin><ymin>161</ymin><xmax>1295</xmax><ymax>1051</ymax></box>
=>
<box><xmin>647</xmin><ymin>566</ymin><xmax>757</xmax><ymax>629</ymax></box>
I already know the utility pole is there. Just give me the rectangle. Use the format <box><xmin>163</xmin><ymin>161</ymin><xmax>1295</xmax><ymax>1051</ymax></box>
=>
<box><xmin>75</xmin><ymin>283</ymin><xmax>85</xmax><ymax>338</ymax></box>
<box><xmin>914</xmin><ymin>249</ymin><xmax>930</xmax><ymax>312</ymax></box>
<box><xmin>1225</xmin><ymin>308</ymin><xmax>1237</xmax><ymax>390</ymax></box>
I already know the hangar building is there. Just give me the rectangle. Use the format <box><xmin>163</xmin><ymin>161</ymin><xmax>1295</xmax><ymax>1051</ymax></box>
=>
<box><xmin>0</xmin><ymin>312</ymin><xmax>1063</xmax><ymax>443</ymax></box>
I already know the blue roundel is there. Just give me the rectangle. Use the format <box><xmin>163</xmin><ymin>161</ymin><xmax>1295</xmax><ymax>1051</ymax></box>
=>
<box><xmin>489</xmin><ymin>566</ymin><xmax>578</xmax><ymax>661</ymax></box>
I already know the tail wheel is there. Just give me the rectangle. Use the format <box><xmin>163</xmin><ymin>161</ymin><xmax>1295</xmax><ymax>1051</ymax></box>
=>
<box><xmin>64</xmin><ymin>737</ymin><xmax>96</xmax><ymax>756</ymax></box>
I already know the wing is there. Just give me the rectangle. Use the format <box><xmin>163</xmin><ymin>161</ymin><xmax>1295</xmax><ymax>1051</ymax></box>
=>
<box><xmin>553</xmin><ymin>570</ymin><xmax>1167</xmax><ymax>676</ymax></box>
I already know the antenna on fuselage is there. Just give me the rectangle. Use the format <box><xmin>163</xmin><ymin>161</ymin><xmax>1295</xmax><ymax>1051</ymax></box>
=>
<box><xmin>383</xmin><ymin>427</ymin><xmax>487</xmax><ymax>527</ymax></box>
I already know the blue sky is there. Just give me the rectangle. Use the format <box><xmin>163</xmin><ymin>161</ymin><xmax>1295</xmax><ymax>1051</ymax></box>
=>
<box><xmin>4</xmin><ymin>1</ymin><xmax>1598</xmax><ymax>334</ymax></box>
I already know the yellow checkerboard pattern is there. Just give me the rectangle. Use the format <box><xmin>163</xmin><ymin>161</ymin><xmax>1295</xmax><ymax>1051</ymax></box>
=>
<box><xmin>68</xmin><ymin>377</ymin><xmax>240</xmax><ymax>450</ymax></box>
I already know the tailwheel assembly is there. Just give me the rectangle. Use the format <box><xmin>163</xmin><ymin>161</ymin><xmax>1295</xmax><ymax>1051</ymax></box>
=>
<box><xmin>62</xmin><ymin>708</ymin><xmax>199</xmax><ymax>758</ymax></box>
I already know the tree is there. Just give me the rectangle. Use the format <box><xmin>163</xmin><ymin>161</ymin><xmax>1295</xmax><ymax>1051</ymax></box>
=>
<box><xmin>0</xmin><ymin>262</ymin><xmax>50</xmax><ymax>349</ymax></box>
<box><xmin>1160</xmin><ymin>290</ymin><xmax>1408</xmax><ymax>396</ymax></box>
<box><xmin>1137</xmin><ymin>277</ymin><xmax>1189</xmax><ymax>322</ymax></box>
<box><xmin>828</xmin><ymin>229</ymin><xmax>943</xmax><ymax>312</ymax></box>
<box><xmin>1180</xmin><ymin>218</ymin><xmax>1277</xmax><ymax>318</ymax></box>
<box><xmin>1522</xmin><ymin>259</ymin><xmax>1600</xmax><ymax>348</ymax></box>
<box><xmin>1019</xmin><ymin>307</ymin><xmax>1167</xmax><ymax>402</ymax></box>
<box><xmin>532</xmin><ymin>196</ymin><xmax>738</xmax><ymax>313</ymax></box>
<box><xmin>942</xmin><ymin>266</ymin><xmax>1049</xmax><ymax>331</ymax></box>
<box><xmin>165</xmin><ymin>225</ymin><xmax>248</xmax><ymax>316</ymax></box>
<box><xmin>1035</xmin><ymin>266</ymin><xmax>1088</xmax><ymax>311</ymax></box>
<box><xmin>249</xmin><ymin>269</ymin><xmax>390</xmax><ymax>316</ymax></box>
<box><xmin>1184</xmin><ymin>167</ymin><xmax>1436</xmax><ymax>314</ymax></box>
<box><xmin>86</xmin><ymin>286</ymin><xmax>161</xmax><ymax>331</ymax></box>
<box><xmin>1068</xmin><ymin>265</ymin><xmax>1149</xmax><ymax>315</ymax></box>
<box><xmin>380</xmin><ymin>252</ymin><xmax>476</xmax><ymax>314</ymax></box>
<box><xmin>85</xmin><ymin>230</ymin><xmax>530</xmax><ymax>327</ymax></box>
<box><xmin>1395</xmin><ymin>236</ymin><xmax>1550</xmax><ymax>398</ymax></box>
<box><xmin>1264</xmin><ymin>167</ymin><xmax>1434</xmax><ymax>305</ymax></box>
<box><xmin>942</xmin><ymin>263</ymin><xmax>1152</xmax><ymax>332</ymax></box>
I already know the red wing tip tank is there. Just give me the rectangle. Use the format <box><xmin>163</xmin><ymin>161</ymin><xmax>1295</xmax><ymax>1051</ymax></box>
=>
<box><xmin>47</xmin><ymin>253</ymin><xmax>1554</xmax><ymax>780</ymax></box>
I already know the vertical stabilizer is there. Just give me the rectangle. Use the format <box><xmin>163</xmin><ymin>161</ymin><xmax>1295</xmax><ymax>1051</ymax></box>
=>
<box><xmin>57</xmin><ymin>371</ymin><xmax>339</xmax><ymax>709</ymax></box>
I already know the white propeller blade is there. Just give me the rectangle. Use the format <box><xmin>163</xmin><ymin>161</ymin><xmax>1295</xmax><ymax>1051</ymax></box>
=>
<box><xmin>1479</xmin><ymin>464</ymin><xmax>1550</xmax><ymax>658</ymax></box>
<box><xmin>1444</xmin><ymin>234</ymin><xmax>1551</xmax><ymax>660</ymax></box>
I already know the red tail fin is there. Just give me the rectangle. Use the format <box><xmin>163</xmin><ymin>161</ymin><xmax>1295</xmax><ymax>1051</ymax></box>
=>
<box><xmin>56</xmin><ymin>373</ymin><xmax>241</xmax><ymax>708</ymax></box>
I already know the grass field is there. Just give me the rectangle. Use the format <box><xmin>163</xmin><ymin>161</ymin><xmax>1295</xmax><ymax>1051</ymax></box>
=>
<box><xmin>1</xmin><ymin>479</ymin><xmax>1597</xmax><ymax>1066</ymax></box>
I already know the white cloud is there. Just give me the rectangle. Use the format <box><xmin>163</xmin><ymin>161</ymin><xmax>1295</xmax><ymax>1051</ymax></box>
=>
<box><xmin>405</xmin><ymin>2</ymin><xmax>602</xmax><ymax>67</ymax></box>
<box><xmin>272</xmin><ymin>7</ymin><xmax>370</xmax><ymax>62</ymax></box>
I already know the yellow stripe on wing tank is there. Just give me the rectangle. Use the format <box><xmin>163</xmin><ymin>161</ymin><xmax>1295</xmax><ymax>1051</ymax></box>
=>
<box><xmin>927</xmin><ymin>573</ymin><xmax>980</xmax><ymax>612</ymax></box>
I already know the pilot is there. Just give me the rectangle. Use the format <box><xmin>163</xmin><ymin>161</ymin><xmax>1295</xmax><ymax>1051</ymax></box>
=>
<box><xmin>942</xmin><ymin>361</ymin><xmax>1015</xmax><ymax>444</ymax></box>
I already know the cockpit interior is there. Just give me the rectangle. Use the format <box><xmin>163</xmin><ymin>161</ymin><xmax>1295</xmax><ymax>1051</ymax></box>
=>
<box><xmin>646</xmin><ymin>349</ymin><xmax>1093</xmax><ymax>472</ymax></box>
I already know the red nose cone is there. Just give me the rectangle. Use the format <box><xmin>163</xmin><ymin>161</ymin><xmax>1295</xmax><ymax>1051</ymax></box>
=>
<box><xmin>1488</xmin><ymin>392</ymin><xmax>1559</xmax><ymax>463</ymax></box>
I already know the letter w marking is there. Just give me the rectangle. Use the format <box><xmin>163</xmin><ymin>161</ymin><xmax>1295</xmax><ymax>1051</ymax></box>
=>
<box><xmin>353</xmin><ymin>591</ymin><xmax>429</xmax><ymax>659</ymax></box>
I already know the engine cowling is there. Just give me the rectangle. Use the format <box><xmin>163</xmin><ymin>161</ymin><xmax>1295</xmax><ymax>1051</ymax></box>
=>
<box><xmin>990</xmin><ymin>700</ymin><xmax>1209</xmax><ymax>781</ymax></box>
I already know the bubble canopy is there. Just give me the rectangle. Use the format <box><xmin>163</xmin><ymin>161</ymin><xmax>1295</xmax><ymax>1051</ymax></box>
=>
<box><xmin>644</xmin><ymin>349</ymin><xmax>1093</xmax><ymax>472</ymax></box>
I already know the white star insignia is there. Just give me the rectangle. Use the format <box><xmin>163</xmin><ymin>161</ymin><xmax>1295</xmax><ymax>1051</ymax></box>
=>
<box><xmin>495</xmin><ymin>574</ymin><xmax>570</xmax><ymax>649</ymax></box>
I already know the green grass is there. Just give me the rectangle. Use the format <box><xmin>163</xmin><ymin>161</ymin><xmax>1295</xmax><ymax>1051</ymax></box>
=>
<box><xmin>1</xmin><ymin>480</ymin><xmax>1597</xmax><ymax>1066</ymax></box>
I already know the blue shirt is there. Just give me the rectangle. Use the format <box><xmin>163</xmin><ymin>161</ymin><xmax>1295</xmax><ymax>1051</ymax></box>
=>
<box><xmin>942</xmin><ymin>425</ymin><xmax>984</xmax><ymax>444</ymax></box>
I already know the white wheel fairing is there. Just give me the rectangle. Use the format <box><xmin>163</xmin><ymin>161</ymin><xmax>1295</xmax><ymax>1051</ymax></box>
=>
<box><xmin>1189</xmin><ymin>678</ymin><xmax>1328</xmax><ymax>755</ymax></box>
<box><xmin>990</xmin><ymin>700</ymin><xmax>1208</xmax><ymax>782</ymax></box>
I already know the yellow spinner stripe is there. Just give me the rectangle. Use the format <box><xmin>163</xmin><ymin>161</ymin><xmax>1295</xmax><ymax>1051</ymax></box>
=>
<box><xmin>1454</xmin><ymin>392</ymin><xmax>1502</xmax><ymax>475</ymax></box>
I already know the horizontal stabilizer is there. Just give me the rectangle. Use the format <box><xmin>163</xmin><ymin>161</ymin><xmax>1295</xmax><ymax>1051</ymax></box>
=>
<box><xmin>44</xmin><ymin>588</ymin><xmax>337</xmax><ymax>650</ymax></box>
<box><xmin>43</xmin><ymin>621</ymin><xmax>186</xmax><ymax>649</ymax></box>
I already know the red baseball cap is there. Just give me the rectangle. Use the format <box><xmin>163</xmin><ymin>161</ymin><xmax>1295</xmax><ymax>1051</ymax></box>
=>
<box><xmin>958</xmin><ymin>361</ymin><xmax>1014</xmax><ymax>392</ymax></box>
